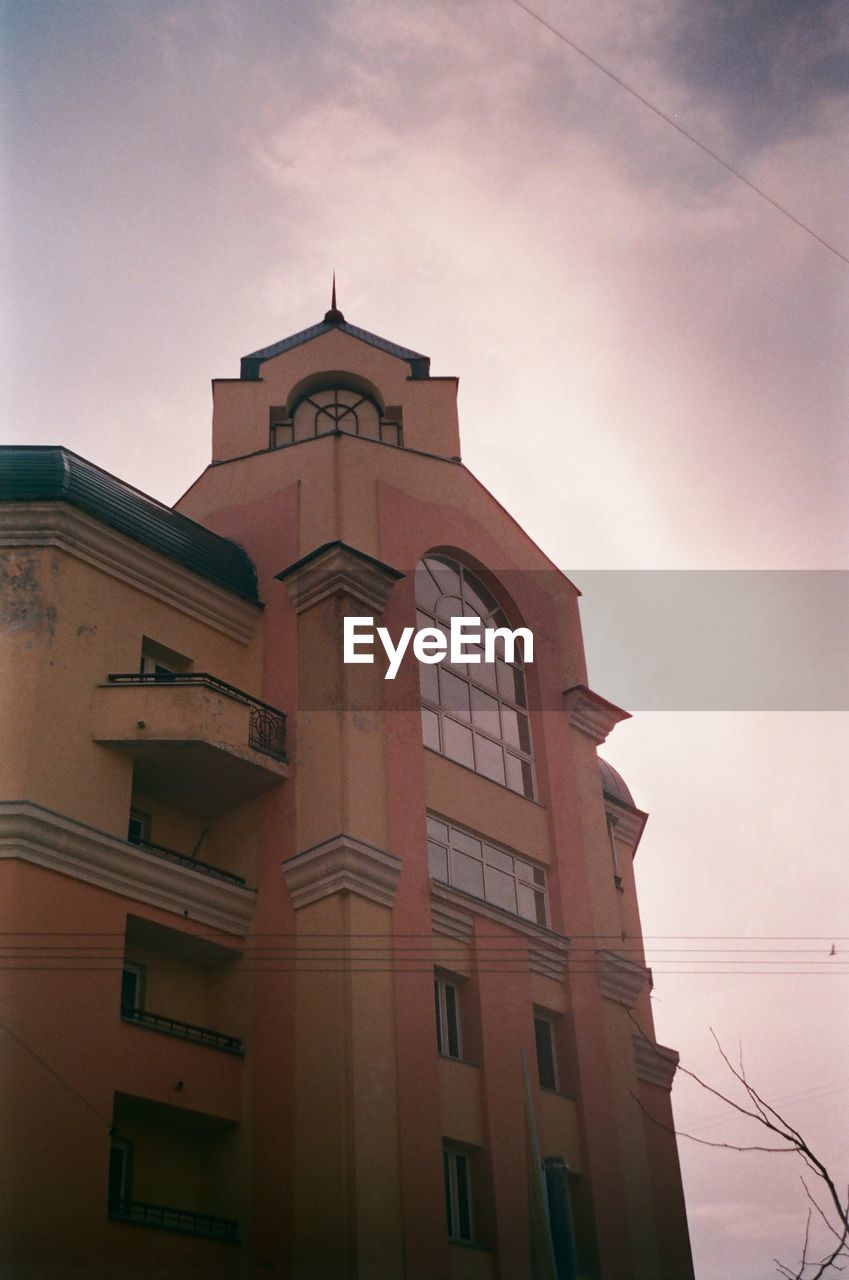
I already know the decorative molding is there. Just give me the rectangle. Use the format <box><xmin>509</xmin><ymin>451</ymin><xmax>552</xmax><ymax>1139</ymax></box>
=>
<box><xmin>0</xmin><ymin>802</ymin><xmax>255</xmax><ymax>935</ymax></box>
<box><xmin>283</xmin><ymin>834</ymin><xmax>401</xmax><ymax>909</ymax></box>
<box><xmin>563</xmin><ymin>684</ymin><xmax>631</xmax><ymax>744</ymax></box>
<box><xmin>0</xmin><ymin>504</ymin><xmax>259</xmax><ymax>643</ymax></box>
<box><xmin>632</xmin><ymin>1031</ymin><xmax>679</xmax><ymax>1090</ymax></box>
<box><xmin>276</xmin><ymin>541</ymin><xmax>404</xmax><ymax>614</ymax></box>
<box><xmin>431</xmin><ymin>895</ymin><xmax>474</xmax><ymax>945</ymax></box>
<box><xmin>430</xmin><ymin>881</ymin><xmax>570</xmax><ymax>979</ymax></box>
<box><xmin>604</xmin><ymin>800</ymin><xmax>647</xmax><ymax>852</ymax></box>
<box><xmin>598</xmin><ymin>949</ymin><xmax>651</xmax><ymax>1007</ymax></box>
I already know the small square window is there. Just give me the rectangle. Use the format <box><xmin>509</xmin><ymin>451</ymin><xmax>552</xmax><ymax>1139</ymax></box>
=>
<box><xmin>127</xmin><ymin>809</ymin><xmax>150</xmax><ymax>846</ymax></box>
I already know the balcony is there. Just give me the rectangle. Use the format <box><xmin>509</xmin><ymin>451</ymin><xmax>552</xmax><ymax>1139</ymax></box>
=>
<box><xmin>93</xmin><ymin>673</ymin><xmax>287</xmax><ymax>818</ymax></box>
<box><xmin>121</xmin><ymin>1006</ymin><xmax>244</xmax><ymax>1055</ymax></box>
<box><xmin>129</xmin><ymin>835</ymin><xmax>246</xmax><ymax>887</ymax></box>
<box><xmin>109</xmin><ymin>1197</ymin><xmax>239</xmax><ymax>1242</ymax></box>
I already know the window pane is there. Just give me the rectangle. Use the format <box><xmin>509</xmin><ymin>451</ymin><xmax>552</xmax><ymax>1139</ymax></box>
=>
<box><xmin>475</xmin><ymin>659</ymin><xmax>499</xmax><ymax>692</ymax></box>
<box><xmin>534</xmin><ymin>1017</ymin><xmax>557</xmax><ymax>1091</ymax></box>
<box><xmin>452</xmin><ymin>850</ymin><xmax>484</xmax><ymax>897</ymax></box>
<box><xmin>415</xmin><ymin>568</ymin><xmax>441</xmax><ymax>612</ymax></box>
<box><xmin>436</xmin><ymin>593</ymin><xmax>465</xmax><ymax>622</ymax></box>
<box><xmin>443</xmin><ymin>718</ymin><xmax>474</xmax><ymax>768</ymax></box>
<box><xmin>470</xmin><ymin>686</ymin><xmax>500</xmax><ymax>735</ymax></box>
<box><xmin>505</xmin><ymin>752</ymin><xmax>525</xmax><ymax>793</ymax></box>
<box><xmin>356</xmin><ymin>401</ymin><xmax>380</xmax><ymax>439</ymax></box>
<box><xmin>427</xmin><ymin>817</ymin><xmax>449</xmax><ymax>841</ymax></box>
<box><xmin>380</xmin><ymin>420</ymin><xmax>400</xmax><ymax>446</ymax></box>
<box><xmin>475</xmin><ymin>734</ymin><xmax>506</xmax><ymax>785</ymax></box>
<box><xmin>443</xmin><ymin>1150</ymin><xmax>454</xmax><ymax>1235</ymax></box>
<box><xmin>451</xmin><ymin>830</ymin><xmax>482</xmax><ymax>860</ymax></box>
<box><xmin>485</xmin><ymin>865</ymin><xmax>517</xmax><ymax>913</ymax></box>
<box><xmin>419</xmin><ymin>661</ymin><xmax>439</xmax><ymax>705</ymax></box>
<box><xmin>428</xmin><ymin>840</ymin><xmax>449</xmax><ymax>881</ymax></box>
<box><xmin>440</xmin><ymin>669</ymin><xmax>471</xmax><ymax>720</ymax></box>
<box><xmin>421</xmin><ymin>707</ymin><xmax>441</xmax><ymax>752</ymax></box>
<box><xmin>455</xmin><ymin>1153</ymin><xmax>472</xmax><ymax>1240</ymax></box>
<box><xmin>484</xmin><ymin>843</ymin><xmax>512</xmax><ymax>873</ymax></box>
<box><xmin>445</xmin><ymin>983</ymin><xmax>460</xmax><ymax>1058</ymax></box>
<box><xmin>518</xmin><ymin>883</ymin><xmax>544</xmax><ymax>924</ymax></box>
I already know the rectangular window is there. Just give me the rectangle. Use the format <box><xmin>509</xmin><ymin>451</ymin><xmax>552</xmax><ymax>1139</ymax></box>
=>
<box><xmin>434</xmin><ymin>974</ymin><xmax>461</xmax><ymax>1059</ymax></box>
<box><xmin>120</xmin><ymin>963</ymin><xmax>144</xmax><ymax>1015</ymax></box>
<box><xmin>108</xmin><ymin>1138</ymin><xmax>133</xmax><ymax>1210</ymax></box>
<box><xmin>534</xmin><ymin>1014</ymin><xmax>558</xmax><ymax>1091</ymax></box>
<box><xmin>443</xmin><ymin>1147</ymin><xmax>473</xmax><ymax>1243</ymax></box>
<box><xmin>127</xmin><ymin>809</ymin><xmax>150</xmax><ymax>846</ymax></box>
<box><xmin>427</xmin><ymin>814</ymin><xmax>548</xmax><ymax>926</ymax></box>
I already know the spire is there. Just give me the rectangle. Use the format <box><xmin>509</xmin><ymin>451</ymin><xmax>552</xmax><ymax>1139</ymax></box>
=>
<box><xmin>324</xmin><ymin>271</ymin><xmax>345</xmax><ymax>324</ymax></box>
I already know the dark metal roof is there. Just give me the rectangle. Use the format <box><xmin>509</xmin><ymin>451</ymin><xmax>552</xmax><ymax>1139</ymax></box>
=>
<box><xmin>598</xmin><ymin>757</ymin><xmax>637</xmax><ymax>809</ymax></box>
<box><xmin>240</xmin><ymin>320</ymin><xmax>431</xmax><ymax>380</ymax></box>
<box><xmin>0</xmin><ymin>446</ymin><xmax>259</xmax><ymax>603</ymax></box>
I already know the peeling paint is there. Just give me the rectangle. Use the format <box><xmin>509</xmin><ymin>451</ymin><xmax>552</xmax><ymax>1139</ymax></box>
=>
<box><xmin>0</xmin><ymin>552</ymin><xmax>56</xmax><ymax>637</ymax></box>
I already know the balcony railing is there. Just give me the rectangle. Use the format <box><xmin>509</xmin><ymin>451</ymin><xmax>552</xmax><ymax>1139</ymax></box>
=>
<box><xmin>106</xmin><ymin>672</ymin><xmax>287</xmax><ymax>761</ymax></box>
<box><xmin>121</xmin><ymin>1006</ymin><xmax>244</xmax><ymax>1054</ymax></box>
<box><xmin>128</xmin><ymin>835</ymin><xmax>246</xmax><ymax>887</ymax></box>
<box><xmin>109</xmin><ymin>1197</ymin><xmax>239</xmax><ymax>1241</ymax></box>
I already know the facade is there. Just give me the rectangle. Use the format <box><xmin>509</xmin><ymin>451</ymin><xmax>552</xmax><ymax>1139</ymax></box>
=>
<box><xmin>0</xmin><ymin>303</ymin><xmax>693</xmax><ymax>1279</ymax></box>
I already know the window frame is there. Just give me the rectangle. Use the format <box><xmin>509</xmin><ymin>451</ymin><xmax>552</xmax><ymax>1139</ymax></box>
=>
<box><xmin>434</xmin><ymin>972</ymin><xmax>462</xmax><ymax>1060</ymax></box>
<box><xmin>416</xmin><ymin>555</ymin><xmax>536</xmax><ymax>799</ymax></box>
<box><xmin>427</xmin><ymin>814</ymin><xmax>549</xmax><ymax>928</ymax></box>
<box><xmin>533</xmin><ymin>1013</ymin><xmax>559</xmax><ymax>1093</ymax></box>
<box><xmin>443</xmin><ymin>1146</ymin><xmax>474</xmax><ymax>1244</ymax></box>
<box><xmin>108</xmin><ymin>1137</ymin><xmax>133</xmax><ymax>1210</ymax></box>
<box><xmin>120</xmin><ymin>962</ymin><xmax>145</xmax><ymax>1015</ymax></box>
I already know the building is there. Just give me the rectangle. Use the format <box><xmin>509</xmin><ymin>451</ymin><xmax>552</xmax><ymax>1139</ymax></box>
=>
<box><xmin>0</xmin><ymin>300</ymin><xmax>693</xmax><ymax>1279</ymax></box>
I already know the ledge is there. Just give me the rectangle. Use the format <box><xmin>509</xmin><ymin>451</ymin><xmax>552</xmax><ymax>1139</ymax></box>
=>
<box><xmin>598</xmin><ymin>949</ymin><xmax>651</xmax><ymax>1007</ymax></box>
<box><xmin>430</xmin><ymin>881</ymin><xmax>569</xmax><ymax>980</ymax></box>
<box><xmin>0</xmin><ymin>802</ymin><xmax>256</xmax><ymax>935</ymax></box>
<box><xmin>563</xmin><ymin>684</ymin><xmax>631</xmax><ymax>745</ymax></box>
<box><xmin>276</xmin><ymin>540</ymin><xmax>404</xmax><ymax>614</ymax></box>
<box><xmin>632</xmin><ymin>1031</ymin><xmax>679</xmax><ymax>1090</ymax></box>
<box><xmin>283</xmin><ymin>834</ymin><xmax>401</xmax><ymax>909</ymax></box>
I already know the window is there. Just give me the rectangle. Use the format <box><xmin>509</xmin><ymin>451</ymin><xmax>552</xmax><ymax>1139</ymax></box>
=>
<box><xmin>427</xmin><ymin>815</ymin><xmax>548</xmax><ymax>927</ymax></box>
<box><xmin>443</xmin><ymin>1148</ymin><xmax>473</xmax><ymax>1243</ymax></box>
<box><xmin>120</xmin><ymin>963</ymin><xmax>144</xmax><ymax>1015</ymax></box>
<box><xmin>534</xmin><ymin>1014</ymin><xmax>558</xmax><ymax>1091</ymax></box>
<box><xmin>292</xmin><ymin>387</ymin><xmax>382</xmax><ymax>442</ymax></box>
<box><xmin>127</xmin><ymin>809</ymin><xmax>150</xmax><ymax>846</ymax></box>
<box><xmin>606</xmin><ymin>813</ymin><xmax>623</xmax><ymax>890</ymax></box>
<box><xmin>416</xmin><ymin>555</ymin><xmax>535</xmax><ymax>799</ymax></box>
<box><xmin>108</xmin><ymin>1138</ymin><xmax>133</xmax><ymax>1210</ymax></box>
<box><xmin>139</xmin><ymin>638</ymin><xmax>191</xmax><ymax>680</ymax></box>
<box><xmin>434</xmin><ymin>974</ymin><xmax>461</xmax><ymax>1059</ymax></box>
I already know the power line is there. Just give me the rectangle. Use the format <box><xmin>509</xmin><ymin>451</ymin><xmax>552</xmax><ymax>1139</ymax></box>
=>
<box><xmin>509</xmin><ymin>0</ymin><xmax>849</xmax><ymax>267</ymax></box>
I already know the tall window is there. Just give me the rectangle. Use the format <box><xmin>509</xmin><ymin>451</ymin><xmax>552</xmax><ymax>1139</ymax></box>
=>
<box><xmin>534</xmin><ymin>1014</ymin><xmax>558</xmax><ymax>1091</ymax></box>
<box><xmin>416</xmin><ymin>555</ymin><xmax>535</xmax><ymax>798</ymax></box>
<box><xmin>427</xmin><ymin>815</ymin><xmax>548</xmax><ymax>927</ymax></box>
<box><xmin>434</xmin><ymin>973</ymin><xmax>462</xmax><ymax>1059</ymax></box>
<box><xmin>443</xmin><ymin>1148</ymin><xmax>473</xmax><ymax>1243</ymax></box>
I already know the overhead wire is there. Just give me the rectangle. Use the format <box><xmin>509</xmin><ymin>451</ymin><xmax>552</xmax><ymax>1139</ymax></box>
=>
<box><xmin>508</xmin><ymin>0</ymin><xmax>849</xmax><ymax>267</ymax></box>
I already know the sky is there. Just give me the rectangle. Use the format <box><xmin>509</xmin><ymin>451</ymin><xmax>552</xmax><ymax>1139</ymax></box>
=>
<box><xmin>3</xmin><ymin>1</ymin><xmax>848</xmax><ymax>1275</ymax></box>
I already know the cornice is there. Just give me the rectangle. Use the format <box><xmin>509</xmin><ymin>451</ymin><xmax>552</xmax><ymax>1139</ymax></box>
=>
<box><xmin>563</xmin><ymin>684</ymin><xmax>631</xmax><ymax>744</ymax></box>
<box><xmin>604</xmin><ymin>799</ymin><xmax>648</xmax><ymax>852</ymax></box>
<box><xmin>276</xmin><ymin>541</ymin><xmax>404</xmax><ymax>614</ymax></box>
<box><xmin>0</xmin><ymin>802</ymin><xmax>255</xmax><ymax>935</ymax></box>
<box><xmin>632</xmin><ymin>1031</ymin><xmax>679</xmax><ymax>1090</ymax></box>
<box><xmin>283</xmin><ymin>834</ymin><xmax>401</xmax><ymax>909</ymax></box>
<box><xmin>430</xmin><ymin>881</ymin><xmax>569</xmax><ymax>979</ymax></box>
<box><xmin>598</xmin><ymin>949</ymin><xmax>651</xmax><ymax>1007</ymax></box>
<box><xmin>0</xmin><ymin>504</ymin><xmax>259</xmax><ymax>643</ymax></box>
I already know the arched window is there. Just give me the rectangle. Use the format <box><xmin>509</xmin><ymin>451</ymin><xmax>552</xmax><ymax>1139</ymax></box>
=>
<box><xmin>293</xmin><ymin>387</ymin><xmax>382</xmax><ymax>441</ymax></box>
<box><xmin>416</xmin><ymin>554</ymin><xmax>536</xmax><ymax>799</ymax></box>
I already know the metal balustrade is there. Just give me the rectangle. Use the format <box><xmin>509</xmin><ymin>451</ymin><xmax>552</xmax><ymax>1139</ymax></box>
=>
<box><xmin>121</xmin><ymin>1006</ymin><xmax>244</xmax><ymax>1055</ymax></box>
<box><xmin>109</xmin><ymin>1197</ymin><xmax>240</xmax><ymax>1241</ymax></box>
<box><xmin>128</xmin><ymin>835</ymin><xmax>247</xmax><ymax>887</ymax></box>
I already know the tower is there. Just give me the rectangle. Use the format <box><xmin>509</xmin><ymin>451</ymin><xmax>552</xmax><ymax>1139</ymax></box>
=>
<box><xmin>0</xmin><ymin>301</ymin><xmax>693</xmax><ymax>1278</ymax></box>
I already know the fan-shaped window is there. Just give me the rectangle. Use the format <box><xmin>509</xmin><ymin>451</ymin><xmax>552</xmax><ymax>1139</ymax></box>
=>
<box><xmin>293</xmin><ymin>387</ymin><xmax>381</xmax><ymax>442</ymax></box>
<box><xmin>416</xmin><ymin>554</ymin><xmax>536</xmax><ymax>799</ymax></box>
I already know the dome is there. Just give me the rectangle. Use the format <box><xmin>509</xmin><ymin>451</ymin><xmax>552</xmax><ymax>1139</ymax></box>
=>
<box><xmin>598</xmin><ymin>757</ymin><xmax>637</xmax><ymax>808</ymax></box>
